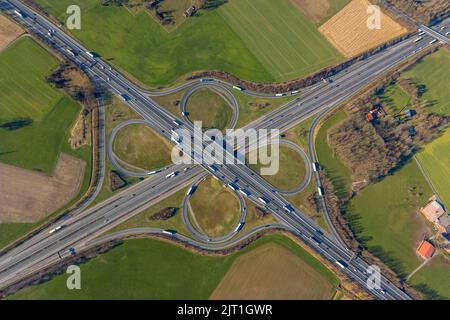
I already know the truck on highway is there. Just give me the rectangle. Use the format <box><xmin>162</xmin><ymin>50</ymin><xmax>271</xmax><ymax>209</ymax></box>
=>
<box><xmin>162</xmin><ymin>229</ymin><xmax>177</xmax><ymax>235</ymax></box>
<box><xmin>291</xmin><ymin>90</ymin><xmax>299</xmax><ymax>95</ymax></box>
<box><xmin>66</xmin><ymin>48</ymin><xmax>77</xmax><ymax>57</ymax></box>
<box><xmin>146</xmin><ymin>170</ymin><xmax>157</xmax><ymax>175</ymax></box>
<box><xmin>234</xmin><ymin>222</ymin><xmax>245</xmax><ymax>232</ymax></box>
<box><xmin>186</xmin><ymin>186</ymin><xmax>197</xmax><ymax>196</ymax></box>
<box><xmin>173</xmin><ymin>119</ymin><xmax>183</xmax><ymax>126</ymax></box>
<box><xmin>336</xmin><ymin>260</ymin><xmax>348</xmax><ymax>269</ymax></box>
<box><xmin>311</xmin><ymin>236</ymin><xmax>322</xmax><ymax>244</ymax></box>
<box><xmin>165</xmin><ymin>171</ymin><xmax>177</xmax><ymax>178</ymax></box>
<box><xmin>232</xmin><ymin>85</ymin><xmax>244</xmax><ymax>91</ymax></box>
<box><xmin>429</xmin><ymin>39</ymin><xmax>437</xmax><ymax>44</ymax></box>
<box><xmin>227</xmin><ymin>183</ymin><xmax>238</xmax><ymax>191</ymax></box>
<box><xmin>49</xmin><ymin>225</ymin><xmax>63</xmax><ymax>234</ymax></box>
<box><xmin>85</xmin><ymin>51</ymin><xmax>95</xmax><ymax>58</ymax></box>
<box><xmin>239</xmin><ymin>189</ymin><xmax>251</xmax><ymax>197</ymax></box>
<box><xmin>200</xmin><ymin>78</ymin><xmax>212</xmax><ymax>82</ymax></box>
<box><xmin>312</xmin><ymin>162</ymin><xmax>319</xmax><ymax>172</ymax></box>
<box><xmin>120</xmin><ymin>94</ymin><xmax>131</xmax><ymax>102</ymax></box>
<box><xmin>413</xmin><ymin>36</ymin><xmax>423</xmax><ymax>43</ymax></box>
<box><xmin>258</xmin><ymin>196</ymin><xmax>269</xmax><ymax>205</ymax></box>
<box><xmin>14</xmin><ymin>10</ymin><xmax>24</xmax><ymax>18</ymax></box>
<box><xmin>275</xmin><ymin>93</ymin><xmax>285</xmax><ymax>97</ymax></box>
<box><xmin>317</xmin><ymin>186</ymin><xmax>324</xmax><ymax>196</ymax></box>
<box><xmin>209</xmin><ymin>164</ymin><xmax>218</xmax><ymax>172</ymax></box>
<box><xmin>283</xmin><ymin>204</ymin><xmax>295</xmax><ymax>213</ymax></box>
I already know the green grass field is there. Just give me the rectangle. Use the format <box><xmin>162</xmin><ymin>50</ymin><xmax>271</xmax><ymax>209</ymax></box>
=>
<box><xmin>35</xmin><ymin>0</ymin><xmax>273</xmax><ymax>86</ymax></box>
<box><xmin>398</xmin><ymin>49</ymin><xmax>450</xmax><ymax>208</ymax></box>
<box><xmin>0</xmin><ymin>37</ymin><xmax>85</xmax><ymax>174</ymax></box>
<box><xmin>250</xmin><ymin>144</ymin><xmax>307</xmax><ymax>191</ymax></box>
<box><xmin>218</xmin><ymin>0</ymin><xmax>343</xmax><ymax>81</ymax></box>
<box><xmin>35</xmin><ymin>0</ymin><xmax>342</xmax><ymax>86</ymax></box>
<box><xmin>113</xmin><ymin>123</ymin><xmax>172</xmax><ymax>171</ymax></box>
<box><xmin>409</xmin><ymin>255</ymin><xmax>450</xmax><ymax>299</ymax></box>
<box><xmin>416</xmin><ymin>129</ymin><xmax>450</xmax><ymax>208</ymax></box>
<box><xmin>108</xmin><ymin>187</ymin><xmax>191</xmax><ymax>236</ymax></box>
<box><xmin>189</xmin><ymin>177</ymin><xmax>241</xmax><ymax>238</ymax></box>
<box><xmin>346</xmin><ymin>160</ymin><xmax>432</xmax><ymax>278</ymax></box>
<box><xmin>379</xmin><ymin>84</ymin><xmax>412</xmax><ymax>115</ymax></box>
<box><xmin>0</xmin><ymin>37</ymin><xmax>92</xmax><ymax>249</ymax></box>
<box><xmin>401</xmin><ymin>49</ymin><xmax>450</xmax><ymax>115</ymax></box>
<box><xmin>0</xmin><ymin>36</ymin><xmax>61</xmax><ymax>123</ymax></box>
<box><xmin>8</xmin><ymin>234</ymin><xmax>337</xmax><ymax>299</ymax></box>
<box><xmin>315</xmin><ymin>110</ymin><xmax>352</xmax><ymax>198</ymax></box>
<box><xmin>187</xmin><ymin>88</ymin><xmax>232</xmax><ymax>131</ymax></box>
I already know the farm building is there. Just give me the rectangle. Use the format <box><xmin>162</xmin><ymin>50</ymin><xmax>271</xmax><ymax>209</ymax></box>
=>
<box><xmin>421</xmin><ymin>200</ymin><xmax>445</xmax><ymax>223</ymax></box>
<box><xmin>436</xmin><ymin>214</ymin><xmax>450</xmax><ymax>234</ymax></box>
<box><xmin>416</xmin><ymin>240</ymin><xmax>435</xmax><ymax>260</ymax></box>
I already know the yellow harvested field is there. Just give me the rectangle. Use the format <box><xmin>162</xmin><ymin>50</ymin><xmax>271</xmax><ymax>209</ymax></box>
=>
<box><xmin>209</xmin><ymin>243</ymin><xmax>335</xmax><ymax>300</ymax></box>
<box><xmin>319</xmin><ymin>0</ymin><xmax>407</xmax><ymax>57</ymax></box>
<box><xmin>0</xmin><ymin>14</ymin><xmax>24</xmax><ymax>52</ymax></box>
<box><xmin>0</xmin><ymin>153</ymin><xmax>85</xmax><ymax>223</ymax></box>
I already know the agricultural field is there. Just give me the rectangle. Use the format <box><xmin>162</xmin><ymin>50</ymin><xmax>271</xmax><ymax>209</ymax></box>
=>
<box><xmin>186</xmin><ymin>88</ymin><xmax>232</xmax><ymax>131</ymax></box>
<box><xmin>319</xmin><ymin>0</ymin><xmax>407</xmax><ymax>57</ymax></box>
<box><xmin>189</xmin><ymin>177</ymin><xmax>241</xmax><ymax>238</ymax></box>
<box><xmin>346</xmin><ymin>160</ymin><xmax>432</xmax><ymax>278</ymax></box>
<box><xmin>0</xmin><ymin>13</ymin><xmax>24</xmax><ymax>52</ymax></box>
<box><xmin>290</xmin><ymin>0</ymin><xmax>351</xmax><ymax>26</ymax></box>
<box><xmin>0</xmin><ymin>36</ymin><xmax>92</xmax><ymax>249</ymax></box>
<box><xmin>249</xmin><ymin>144</ymin><xmax>307</xmax><ymax>192</ymax></box>
<box><xmin>8</xmin><ymin>235</ymin><xmax>338</xmax><ymax>299</ymax></box>
<box><xmin>0</xmin><ymin>37</ymin><xmax>83</xmax><ymax>173</ymax></box>
<box><xmin>35</xmin><ymin>0</ymin><xmax>343</xmax><ymax>86</ymax></box>
<box><xmin>0</xmin><ymin>154</ymin><xmax>84</xmax><ymax>223</ymax></box>
<box><xmin>218</xmin><ymin>0</ymin><xmax>343</xmax><ymax>81</ymax></box>
<box><xmin>210</xmin><ymin>243</ymin><xmax>337</xmax><ymax>299</ymax></box>
<box><xmin>35</xmin><ymin>0</ymin><xmax>273</xmax><ymax>86</ymax></box>
<box><xmin>113</xmin><ymin>123</ymin><xmax>173</xmax><ymax>171</ymax></box>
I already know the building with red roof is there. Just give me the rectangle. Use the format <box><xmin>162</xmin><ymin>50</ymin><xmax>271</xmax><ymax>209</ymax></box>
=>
<box><xmin>416</xmin><ymin>240</ymin><xmax>435</xmax><ymax>260</ymax></box>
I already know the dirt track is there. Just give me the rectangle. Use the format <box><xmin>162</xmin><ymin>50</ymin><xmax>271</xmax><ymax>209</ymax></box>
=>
<box><xmin>0</xmin><ymin>153</ymin><xmax>85</xmax><ymax>223</ymax></box>
<box><xmin>319</xmin><ymin>0</ymin><xmax>407</xmax><ymax>57</ymax></box>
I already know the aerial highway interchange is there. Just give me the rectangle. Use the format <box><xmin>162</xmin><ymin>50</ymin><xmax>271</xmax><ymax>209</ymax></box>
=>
<box><xmin>0</xmin><ymin>0</ymin><xmax>449</xmax><ymax>300</ymax></box>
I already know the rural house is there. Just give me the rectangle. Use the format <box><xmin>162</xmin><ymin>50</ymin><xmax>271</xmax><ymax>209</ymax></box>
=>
<box><xmin>421</xmin><ymin>200</ymin><xmax>445</xmax><ymax>223</ymax></box>
<box><xmin>416</xmin><ymin>240</ymin><xmax>435</xmax><ymax>260</ymax></box>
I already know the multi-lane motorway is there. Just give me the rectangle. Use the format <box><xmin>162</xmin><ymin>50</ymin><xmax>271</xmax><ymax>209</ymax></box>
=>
<box><xmin>0</xmin><ymin>0</ymin><xmax>449</xmax><ymax>300</ymax></box>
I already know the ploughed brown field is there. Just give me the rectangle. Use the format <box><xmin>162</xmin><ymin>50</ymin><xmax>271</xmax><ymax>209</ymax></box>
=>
<box><xmin>319</xmin><ymin>0</ymin><xmax>407</xmax><ymax>58</ymax></box>
<box><xmin>209</xmin><ymin>243</ymin><xmax>336</xmax><ymax>300</ymax></box>
<box><xmin>0</xmin><ymin>153</ymin><xmax>85</xmax><ymax>223</ymax></box>
<box><xmin>0</xmin><ymin>13</ymin><xmax>24</xmax><ymax>52</ymax></box>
